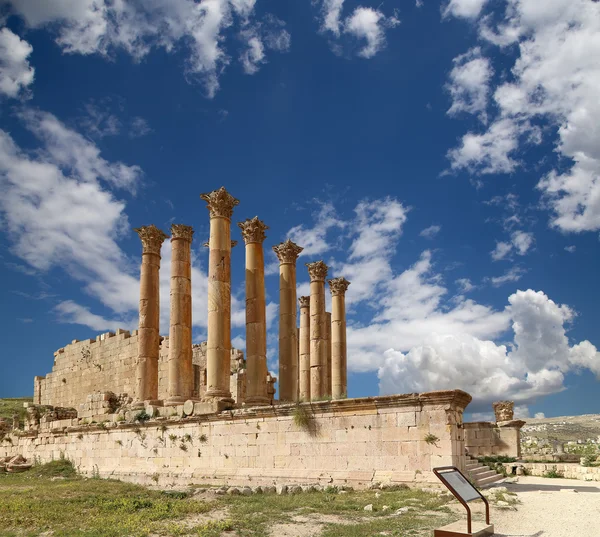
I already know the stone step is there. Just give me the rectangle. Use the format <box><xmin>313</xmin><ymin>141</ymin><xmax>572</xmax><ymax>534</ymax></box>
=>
<box><xmin>469</xmin><ymin>465</ymin><xmax>493</xmax><ymax>474</ymax></box>
<box><xmin>476</xmin><ymin>473</ymin><xmax>504</xmax><ymax>488</ymax></box>
<box><xmin>471</xmin><ymin>469</ymin><xmax>497</xmax><ymax>480</ymax></box>
<box><xmin>466</xmin><ymin>462</ymin><xmax>482</xmax><ymax>470</ymax></box>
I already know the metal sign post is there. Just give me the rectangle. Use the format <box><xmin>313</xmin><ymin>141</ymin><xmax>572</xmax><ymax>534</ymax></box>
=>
<box><xmin>432</xmin><ymin>466</ymin><xmax>494</xmax><ymax>537</ymax></box>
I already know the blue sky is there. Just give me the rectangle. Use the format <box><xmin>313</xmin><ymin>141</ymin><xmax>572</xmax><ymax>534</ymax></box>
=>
<box><xmin>0</xmin><ymin>0</ymin><xmax>598</xmax><ymax>419</ymax></box>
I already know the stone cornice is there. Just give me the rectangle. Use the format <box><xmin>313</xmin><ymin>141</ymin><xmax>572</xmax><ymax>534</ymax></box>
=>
<box><xmin>328</xmin><ymin>277</ymin><xmax>351</xmax><ymax>296</ymax></box>
<box><xmin>497</xmin><ymin>419</ymin><xmax>526</xmax><ymax>429</ymax></box>
<box><xmin>134</xmin><ymin>225</ymin><xmax>168</xmax><ymax>255</ymax></box>
<box><xmin>272</xmin><ymin>239</ymin><xmax>303</xmax><ymax>264</ymax></box>
<box><xmin>298</xmin><ymin>296</ymin><xmax>310</xmax><ymax>308</ymax></box>
<box><xmin>200</xmin><ymin>186</ymin><xmax>239</xmax><ymax>219</ymax></box>
<box><xmin>306</xmin><ymin>260</ymin><xmax>328</xmax><ymax>282</ymax></box>
<box><xmin>238</xmin><ymin>216</ymin><xmax>268</xmax><ymax>244</ymax></box>
<box><xmin>170</xmin><ymin>224</ymin><xmax>194</xmax><ymax>242</ymax></box>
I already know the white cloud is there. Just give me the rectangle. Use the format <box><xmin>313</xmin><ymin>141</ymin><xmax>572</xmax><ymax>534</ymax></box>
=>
<box><xmin>445</xmin><ymin>0</ymin><xmax>600</xmax><ymax>233</ymax></box>
<box><xmin>491</xmin><ymin>241</ymin><xmax>512</xmax><ymax>261</ymax></box>
<box><xmin>5</xmin><ymin>0</ymin><xmax>290</xmax><ymax>97</ymax></box>
<box><xmin>420</xmin><ymin>224</ymin><xmax>441</xmax><ymax>239</ymax></box>
<box><xmin>442</xmin><ymin>0</ymin><xmax>488</xmax><ymax>20</ymax></box>
<box><xmin>565</xmin><ymin>245</ymin><xmax>576</xmax><ymax>253</ymax></box>
<box><xmin>534</xmin><ymin>412</ymin><xmax>545</xmax><ymax>419</ymax></box>
<box><xmin>287</xmin><ymin>201</ymin><xmax>345</xmax><ymax>257</ymax></box>
<box><xmin>0</xmin><ymin>27</ymin><xmax>34</xmax><ymax>98</ymax></box>
<box><xmin>511</xmin><ymin>230</ymin><xmax>533</xmax><ymax>255</ymax></box>
<box><xmin>345</xmin><ymin>7</ymin><xmax>399</xmax><ymax>59</ymax></box>
<box><xmin>489</xmin><ymin>266</ymin><xmax>526</xmax><ymax>287</ymax></box>
<box><xmin>0</xmin><ymin>106</ymin><xmax>247</xmax><ymax>335</ymax></box>
<box><xmin>379</xmin><ymin>289</ymin><xmax>599</xmax><ymax>411</ymax></box>
<box><xmin>446</xmin><ymin>47</ymin><xmax>492</xmax><ymax>123</ymax></box>
<box><xmin>129</xmin><ymin>117</ymin><xmax>152</xmax><ymax>138</ymax></box>
<box><xmin>317</xmin><ymin>1</ymin><xmax>399</xmax><ymax>58</ymax></box>
<box><xmin>456</xmin><ymin>278</ymin><xmax>475</xmax><ymax>293</ymax></box>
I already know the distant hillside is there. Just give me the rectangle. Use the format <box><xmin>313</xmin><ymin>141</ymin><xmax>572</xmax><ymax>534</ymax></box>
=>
<box><xmin>522</xmin><ymin>414</ymin><xmax>600</xmax><ymax>443</ymax></box>
<box><xmin>0</xmin><ymin>398</ymin><xmax>32</xmax><ymax>422</ymax></box>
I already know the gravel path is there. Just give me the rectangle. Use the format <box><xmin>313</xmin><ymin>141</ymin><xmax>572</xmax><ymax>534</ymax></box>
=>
<box><xmin>489</xmin><ymin>476</ymin><xmax>600</xmax><ymax>537</ymax></box>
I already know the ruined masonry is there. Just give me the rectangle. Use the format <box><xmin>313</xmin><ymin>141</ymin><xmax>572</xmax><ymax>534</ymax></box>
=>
<box><xmin>2</xmin><ymin>186</ymin><xmax>523</xmax><ymax>489</ymax></box>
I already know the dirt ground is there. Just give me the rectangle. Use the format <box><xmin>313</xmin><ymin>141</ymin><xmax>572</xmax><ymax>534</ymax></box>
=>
<box><xmin>478</xmin><ymin>477</ymin><xmax>600</xmax><ymax>537</ymax></box>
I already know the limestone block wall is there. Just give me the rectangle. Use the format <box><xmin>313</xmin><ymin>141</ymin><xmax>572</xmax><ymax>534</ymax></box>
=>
<box><xmin>2</xmin><ymin>391</ymin><xmax>471</xmax><ymax>488</ymax></box>
<box><xmin>512</xmin><ymin>462</ymin><xmax>600</xmax><ymax>481</ymax></box>
<box><xmin>35</xmin><ymin>333</ymin><xmax>245</xmax><ymax>408</ymax></box>
<box><xmin>464</xmin><ymin>421</ymin><xmax>523</xmax><ymax>458</ymax></box>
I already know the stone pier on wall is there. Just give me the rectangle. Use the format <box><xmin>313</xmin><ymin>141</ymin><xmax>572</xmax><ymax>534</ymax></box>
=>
<box><xmin>3</xmin><ymin>390</ymin><xmax>471</xmax><ymax>489</ymax></box>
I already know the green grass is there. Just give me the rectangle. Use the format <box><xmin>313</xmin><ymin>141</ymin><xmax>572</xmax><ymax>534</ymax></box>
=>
<box><xmin>0</xmin><ymin>398</ymin><xmax>32</xmax><ymax>426</ymax></box>
<box><xmin>0</xmin><ymin>461</ymin><xmax>211</xmax><ymax>537</ymax></box>
<box><xmin>220</xmin><ymin>487</ymin><xmax>454</xmax><ymax>536</ymax></box>
<box><xmin>0</xmin><ymin>460</ymin><xmax>457</xmax><ymax>537</ymax></box>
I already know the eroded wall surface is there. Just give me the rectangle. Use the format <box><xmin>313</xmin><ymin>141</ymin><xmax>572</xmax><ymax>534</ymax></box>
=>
<box><xmin>34</xmin><ymin>332</ymin><xmax>244</xmax><ymax>408</ymax></box>
<box><xmin>464</xmin><ymin>421</ymin><xmax>523</xmax><ymax>458</ymax></box>
<box><xmin>2</xmin><ymin>391</ymin><xmax>470</xmax><ymax>488</ymax></box>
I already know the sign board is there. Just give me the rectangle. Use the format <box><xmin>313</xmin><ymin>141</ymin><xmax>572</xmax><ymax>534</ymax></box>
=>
<box><xmin>437</xmin><ymin>469</ymin><xmax>481</xmax><ymax>503</ymax></box>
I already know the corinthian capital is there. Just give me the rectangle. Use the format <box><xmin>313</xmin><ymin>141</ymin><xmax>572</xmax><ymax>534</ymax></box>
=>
<box><xmin>328</xmin><ymin>277</ymin><xmax>351</xmax><ymax>296</ymax></box>
<box><xmin>273</xmin><ymin>239</ymin><xmax>303</xmax><ymax>264</ymax></box>
<box><xmin>134</xmin><ymin>225</ymin><xmax>168</xmax><ymax>255</ymax></box>
<box><xmin>306</xmin><ymin>260</ymin><xmax>328</xmax><ymax>282</ymax></box>
<box><xmin>298</xmin><ymin>296</ymin><xmax>310</xmax><ymax>308</ymax></box>
<box><xmin>200</xmin><ymin>186</ymin><xmax>240</xmax><ymax>219</ymax></box>
<box><xmin>238</xmin><ymin>216</ymin><xmax>268</xmax><ymax>244</ymax></box>
<box><xmin>171</xmin><ymin>224</ymin><xmax>194</xmax><ymax>242</ymax></box>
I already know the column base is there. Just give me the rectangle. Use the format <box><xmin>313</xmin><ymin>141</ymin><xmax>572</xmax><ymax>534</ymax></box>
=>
<box><xmin>131</xmin><ymin>399</ymin><xmax>164</xmax><ymax>410</ymax></box>
<box><xmin>164</xmin><ymin>396</ymin><xmax>196</xmax><ymax>407</ymax></box>
<box><xmin>243</xmin><ymin>397</ymin><xmax>271</xmax><ymax>407</ymax></box>
<box><xmin>204</xmin><ymin>389</ymin><xmax>234</xmax><ymax>403</ymax></box>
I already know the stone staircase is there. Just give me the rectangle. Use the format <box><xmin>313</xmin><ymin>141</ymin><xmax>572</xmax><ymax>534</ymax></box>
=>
<box><xmin>465</xmin><ymin>455</ymin><xmax>504</xmax><ymax>488</ymax></box>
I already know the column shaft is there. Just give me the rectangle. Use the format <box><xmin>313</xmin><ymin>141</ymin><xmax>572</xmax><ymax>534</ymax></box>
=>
<box><xmin>134</xmin><ymin>225</ymin><xmax>167</xmax><ymax>404</ymax></box>
<box><xmin>325</xmin><ymin>311</ymin><xmax>332</xmax><ymax>398</ymax></box>
<box><xmin>240</xmin><ymin>217</ymin><xmax>269</xmax><ymax>405</ymax></box>
<box><xmin>329</xmin><ymin>277</ymin><xmax>350</xmax><ymax>400</ymax></box>
<box><xmin>273</xmin><ymin>239</ymin><xmax>303</xmax><ymax>402</ymax></box>
<box><xmin>166</xmin><ymin>225</ymin><xmax>194</xmax><ymax>404</ymax></box>
<box><xmin>307</xmin><ymin>261</ymin><xmax>328</xmax><ymax>401</ymax></box>
<box><xmin>201</xmin><ymin>187</ymin><xmax>239</xmax><ymax>401</ymax></box>
<box><xmin>298</xmin><ymin>297</ymin><xmax>311</xmax><ymax>401</ymax></box>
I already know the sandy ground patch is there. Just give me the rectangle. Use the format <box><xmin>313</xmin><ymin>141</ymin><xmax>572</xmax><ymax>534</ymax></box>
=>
<box><xmin>450</xmin><ymin>477</ymin><xmax>599</xmax><ymax>537</ymax></box>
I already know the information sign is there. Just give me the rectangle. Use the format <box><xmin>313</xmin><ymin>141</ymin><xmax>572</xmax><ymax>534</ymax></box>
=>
<box><xmin>438</xmin><ymin>469</ymin><xmax>481</xmax><ymax>503</ymax></box>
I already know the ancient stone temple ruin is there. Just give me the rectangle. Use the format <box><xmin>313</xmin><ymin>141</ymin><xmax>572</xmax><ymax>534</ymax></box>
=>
<box><xmin>1</xmin><ymin>187</ymin><xmax>521</xmax><ymax>489</ymax></box>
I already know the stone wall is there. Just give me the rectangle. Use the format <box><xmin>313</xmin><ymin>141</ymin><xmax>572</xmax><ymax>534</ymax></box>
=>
<box><xmin>1</xmin><ymin>391</ymin><xmax>470</xmax><ymax>488</ymax></box>
<box><xmin>509</xmin><ymin>462</ymin><xmax>600</xmax><ymax>482</ymax></box>
<box><xmin>464</xmin><ymin>421</ymin><xmax>523</xmax><ymax>458</ymax></box>
<box><xmin>34</xmin><ymin>332</ymin><xmax>245</xmax><ymax>408</ymax></box>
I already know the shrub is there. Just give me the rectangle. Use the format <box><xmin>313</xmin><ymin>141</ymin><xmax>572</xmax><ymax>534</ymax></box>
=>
<box><xmin>424</xmin><ymin>433</ymin><xmax>439</xmax><ymax>446</ymax></box>
<box><xmin>31</xmin><ymin>459</ymin><xmax>77</xmax><ymax>479</ymax></box>
<box><xmin>199</xmin><ymin>434</ymin><xmax>208</xmax><ymax>443</ymax></box>
<box><xmin>293</xmin><ymin>404</ymin><xmax>312</xmax><ymax>430</ymax></box>
<box><xmin>134</xmin><ymin>410</ymin><xmax>151</xmax><ymax>423</ymax></box>
<box><xmin>543</xmin><ymin>466</ymin><xmax>564</xmax><ymax>478</ymax></box>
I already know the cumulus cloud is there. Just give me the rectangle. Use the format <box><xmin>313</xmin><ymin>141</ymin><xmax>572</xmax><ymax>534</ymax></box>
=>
<box><xmin>317</xmin><ymin>0</ymin><xmax>399</xmax><ymax>58</ymax></box>
<box><xmin>445</xmin><ymin>0</ymin><xmax>600</xmax><ymax>233</ymax></box>
<box><xmin>0</xmin><ymin>107</ymin><xmax>244</xmax><ymax>335</ymax></box>
<box><xmin>287</xmin><ymin>201</ymin><xmax>346</xmax><ymax>257</ymax></box>
<box><xmin>4</xmin><ymin>0</ymin><xmax>290</xmax><ymax>97</ymax></box>
<box><xmin>0</xmin><ymin>27</ymin><xmax>34</xmax><ymax>98</ymax></box>
<box><xmin>379</xmin><ymin>289</ymin><xmax>600</xmax><ymax>411</ymax></box>
<box><xmin>490</xmin><ymin>231</ymin><xmax>534</xmax><ymax>261</ymax></box>
<box><xmin>446</xmin><ymin>47</ymin><xmax>492</xmax><ymax>123</ymax></box>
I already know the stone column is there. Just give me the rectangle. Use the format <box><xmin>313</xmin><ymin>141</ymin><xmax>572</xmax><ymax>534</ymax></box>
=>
<box><xmin>306</xmin><ymin>260</ymin><xmax>328</xmax><ymax>400</ymax></box>
<box><xmin>134</xmin><ymin>225</ymin><xmax>168</xmax><ymax>404</ymax></box>
<box><xmin>239</xmin><ymin>216</ymin><xmax>270</xmax><ymax>406</ymax></box>
<box><xmin>273</xmin><ymin>239</ymin><xmax>303</xmax><ymax>402</ymax></box>
<box><xmin>325</xmin><ymin>311</ymin><xmax>332</xmax><ymax>397</ymax></box>
<box><xmin>200</xmin><ymin>187</ymin><xmax>239</xmax><ymax>401</ymax></box>
<box><xmin>328</xmin><ymin>277</ymin><xmax>350</xmax><ymax>400</ymax></box>
<box><xmin>298</xmin><ymin>296</ymin><xmax>311</xmax><ymax>401</ymax></box>
<box><xmin>166</xmin><ymin>224</ymin><xmax>194</xmax><ymax>405</ymax></box>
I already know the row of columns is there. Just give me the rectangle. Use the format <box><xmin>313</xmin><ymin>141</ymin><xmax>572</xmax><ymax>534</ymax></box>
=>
<box><xmin>133</xmin><ymin>187</ymin><xmax>350</xmax><ymax>407</ymax></box>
